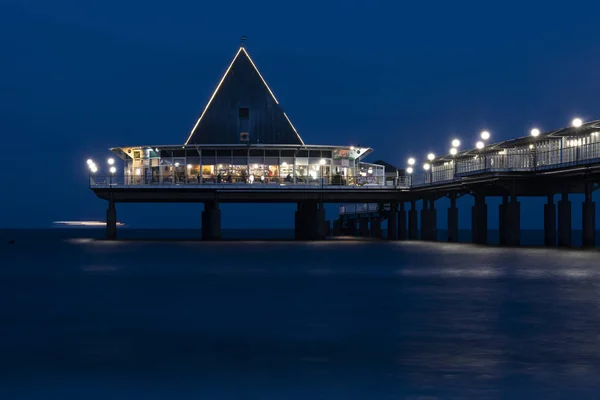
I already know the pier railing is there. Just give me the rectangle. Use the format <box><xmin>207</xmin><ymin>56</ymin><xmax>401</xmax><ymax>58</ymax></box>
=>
<box><xmin>338</xmin><ymin>203</ymin><xmax>380</xmax><ymax>216</ymax></box>
<box><xmin>411</xmin><ymin>141</ymin><xmax>600</xmax><ymax>187</ymax></box>
<box><xmin>90</xmin><ymin>175</ymin><xmax>413</xmax><ymax>189</ymax></box>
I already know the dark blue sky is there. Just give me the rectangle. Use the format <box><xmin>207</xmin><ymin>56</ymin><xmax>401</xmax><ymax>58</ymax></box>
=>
<box><xmin>2</xmin><ymin>0</ymin><xmax>599</xmax><ymax>229</ymax></box>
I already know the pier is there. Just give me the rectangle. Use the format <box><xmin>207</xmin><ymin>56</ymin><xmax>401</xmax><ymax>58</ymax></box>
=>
<box><xmin>87</xmin><ymin>44</ymin><xmax>600</xmax><ymax>247</ymax></box>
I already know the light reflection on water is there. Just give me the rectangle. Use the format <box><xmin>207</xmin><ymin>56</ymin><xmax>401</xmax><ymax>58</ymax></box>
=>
<box><xmin>2</xmin><ymin>233</ymin><xmax>600</xmax><ymax>398</ymax></box>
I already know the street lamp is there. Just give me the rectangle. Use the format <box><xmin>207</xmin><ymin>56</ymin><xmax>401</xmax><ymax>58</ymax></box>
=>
<box><xmin>451</xmin><ymin>139</ymin><xmax>460</xmax><ymax>148</ymax></box>
<box><xmin>427</xmin><ymin>153</ymin><xmax>435</xmax><ymax>161</ymax></box>
<box><xmin>476</xmin><ymin>141</ymin><xmax>484</xmax><ymax>149</ymax></box>
<box><xmin>572</xmin><ymin>118</ymin><xmax>583</xmax><ymax>128</ymax></box>
<box><xmin>107</xmin><ymin>158</ymin><xmax>115</xmax><ymax>166</ymax></box>
<box><xmin>530</xmin><ymin>128</ymin><xmax>540</xmax><ymax>137</ymax></box>
<box><xmin>407</xmin><ymin>157</ymin><xmax>415</xmax><ymax>166</ymax></box>
<box><xmin>480</xmin><ymin>131</ymin><xmax>490</xmax><ymax>141</ymax></box>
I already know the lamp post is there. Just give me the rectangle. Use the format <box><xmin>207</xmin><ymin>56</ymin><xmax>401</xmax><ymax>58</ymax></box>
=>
<box><xmin>423</xmin><ymin>162</ymin><xmax>431</xmax><ymax>184</ymax></box>
<box><xmin>87</xmin><ymin>159</ymin><xmax>97</xmax><ymax>186</ymax></box>
<box><xmin>530</xmin><ymin>128</ymin><xmax>540</xmax><ymax>170</ymax></box>
<box><xmin>480</xmin><ymin>131</ymin><xmax>490</xmax><ymax>170</ymax></box>
<box><xmin>319</xmin><ymin>158</ymin><xmax>326</xmax><ymax>188</ymax></box>
<box><xmin>405</xmin><ymin>166</ymin><xmax>413</xmax><ymax>187</ymax></box>
<box><xmin>109</xmin><ymin>166</ymin><xmax>116</xmax><ymax>185</ymax></box>
<box><xmin>450</xmin><ymin>147</ymin><xmax>458</xmax><ymax>178</ymax></box>
<box><xmin>450</xmin><ymin>138</ymin><xmax>460</xmax><ymax>178</ymax></box>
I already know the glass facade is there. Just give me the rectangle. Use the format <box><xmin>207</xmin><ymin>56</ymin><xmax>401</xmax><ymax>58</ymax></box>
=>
<box><xmin>116</xmin><ymin>146</ymin><xmax>380</xmax><ymax>186</ymax></box>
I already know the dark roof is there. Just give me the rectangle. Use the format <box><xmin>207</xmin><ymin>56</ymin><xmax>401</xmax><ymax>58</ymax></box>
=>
<box><xmin>372</xmin><ymin>159</ymin><xmax>400</xmax><ymax>173</ymax></box>
<box><xmin>185</xmin><ymin>47</ymin><xmax>304</xmax><ymax>146</ymax></box>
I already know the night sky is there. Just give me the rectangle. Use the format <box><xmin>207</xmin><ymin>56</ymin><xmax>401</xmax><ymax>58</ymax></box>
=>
<box><xmin>2</xmin><ymin>0</ymin><xmax>599</xmax><ymax>229</ymax></box>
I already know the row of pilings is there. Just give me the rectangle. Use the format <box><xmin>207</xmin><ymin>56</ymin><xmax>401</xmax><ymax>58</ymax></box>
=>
<box><xmin>333</xmin><ymin>183</ymin><xmax>597</xmax><ymax>247</ymax></box>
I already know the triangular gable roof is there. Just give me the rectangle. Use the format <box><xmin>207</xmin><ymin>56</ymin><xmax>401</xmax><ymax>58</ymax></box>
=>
<box><xmin>185</xmin><ymin>47</ymin><xmax>305</xmax><ymax>146</ymax></box>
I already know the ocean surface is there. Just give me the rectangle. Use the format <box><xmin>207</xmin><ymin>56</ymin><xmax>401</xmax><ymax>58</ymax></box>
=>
<box><xmin>2</xmin><ymin>229</ymin><xmax>600</xmax><ymax>399</ymax></box>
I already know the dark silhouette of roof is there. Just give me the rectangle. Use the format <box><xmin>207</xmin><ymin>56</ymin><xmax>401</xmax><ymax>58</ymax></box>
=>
<box><xmin>372</xmin><ymin>159</ymin><xmax>401</xmax><ymax>173</ymax></box>
<box><xmin>185</xmin><ymin>47</ymin><xmax>304</xmax><ymax>146</ymax></box>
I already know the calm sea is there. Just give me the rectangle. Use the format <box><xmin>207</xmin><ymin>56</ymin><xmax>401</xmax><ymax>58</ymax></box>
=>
<box><xmin>1</xmin><ymin>229</ymin><xmax>600</xmax><ymax>399</ymax></box>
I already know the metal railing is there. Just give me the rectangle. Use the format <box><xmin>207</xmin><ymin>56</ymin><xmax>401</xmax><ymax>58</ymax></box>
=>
<box><xmin>90</xmin><ymin>175</ymin><xmax>413</xmax><ymax>189</ymax></box>
<box><xmin>411</xmin><ymin>141</ymin><xmax>600</xmax><ymax>187</ymax></box>
<box><xmin>338</xmin><ymin>203</ymin><xmax>380</xmax><ymax>216</ymax></box>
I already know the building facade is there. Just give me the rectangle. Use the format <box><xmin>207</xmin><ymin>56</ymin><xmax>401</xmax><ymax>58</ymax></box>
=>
<box><xmin>102</xmin><ymin>45</ymin><xmax>386</xmax><ymax>187</ymax></box>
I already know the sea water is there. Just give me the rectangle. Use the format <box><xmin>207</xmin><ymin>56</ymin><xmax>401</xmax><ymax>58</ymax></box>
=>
<box><xmin>1</xmin><ymin>229</ymin><xmax>600</xmax><ymax>399</ymax></box>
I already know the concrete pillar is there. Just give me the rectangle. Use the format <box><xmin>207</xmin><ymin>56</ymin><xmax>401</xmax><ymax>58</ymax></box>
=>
<box><xmin>398</xmin><ymin>203</ymin><xmax>407</xmax><ymax>240</ymax></box>
<box><xmin>295</xmin><ymin>201</ymin><xmax>325</xmax><ymax>240</ymax></box>
<box><xmin>294</xmin><ymin>202</ymin><xmax>306</xmax><ymax>240</ymax></box>
<box><xmin>558</xmin><ymin>191</ymin><xmax>571</xmax><ymax>247</ymax></box>
<box><xmin>316</xmin><ymin>206</ymin><xmax>326</xmax><ymax>239</ymax></box>
<box><xmin>471</xmin><ymin>194</ymin><xmax>487</xmax><ymax>244</ymax></box>
<box><xmin>347</xmin><ymin>219</ymin><xmax>358</xmax><ymax>236</ymax></box>
<box><xmin>498</xmin><ymin>196</ymin><xmax>508</xmax><ymax>246</ymax></box>
<box><xmin>371</xmin><ymin>219</ymin><xmax>382</xmax><ymax>238</ymax></box>
<box><xmin>582</xmin><ymin>183</ymin><xmax>596</xmax><ymax>248</ymax></box>
<box><xmin>106</xmin><ymin>200</ymin><xmax>117</xmax><ymax>240</ymax></box>
<box><xmin>359</xmin><ymin>218</ymin><xmax>370</xmax><ymax>237</ymax></box>
<box><xmin>332</xmin><ymin>220</ymin><xmax>341</xmax><ymax>236</ymax></box>
<box><xmin>447</xmin><ymin>195</ymin><xmax>458</xmax><ymax>243</ymax></box>
<box><xmin>408</xmin><ymin>200</ymin><xmax>418</xmax><ymax>240</ymax></box>
<box><xmin>428</xmin><ymin>199</ymin><xmax>437</xmax><ymax>241</ymax></box>
<box><xmin>420</xmin><ymin>199</ymin><xmax>429</xmax><ymax>240</ymax></box>
<box><xmin>544</xmin><ymin>194</ymin><xmax>556</xmax><ymax>246</ymax></box>
<box><xmin>202</xmin><ymin>201</ymin><xmax>221</xmax><ymax>240</ymax></box>
<box><xmin>388</xmin><ymin>203</ymin><xmax>398</xmax><ymax>240</ymax></box>
<box><xmin>506</xmin><ymin>195</ymin><xmax>520</xmax><ymax>246</ymax></box>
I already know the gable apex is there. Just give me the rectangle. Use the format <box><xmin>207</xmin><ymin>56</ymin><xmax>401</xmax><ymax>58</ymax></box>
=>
<box><xmin>184</xmin><ymin>47</ymin><xmax>305</xmax><ymax>146</ymax></box>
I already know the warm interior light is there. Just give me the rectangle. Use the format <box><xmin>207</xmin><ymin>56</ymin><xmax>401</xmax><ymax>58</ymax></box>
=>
<box><xmin>187</xmin><ymin>164</ymin><xmax>192</xmax><ymax>169</ymax></box>
<box><xmin>174</xmin><ymin>162</ymin><xmax>180</xmax><ymax>167</ymax></box>
<box><xmin>282</xmin><ymin>161</ymin><xmax>288</xmax><ymax>167</ymax></box>
<box><xmin>407</xmin><ymin>157</ymin><xmax>415</xmax><ymax>166</ymax></box>
<box><xmin>319</xmin><ymin>159</ymin><xmax>326</xmax><ymax>165</ymax></box>
<box><xmin>572</xmin><ymin>118</ymin><xmax>583</xmax><ymax>128</ymax></box>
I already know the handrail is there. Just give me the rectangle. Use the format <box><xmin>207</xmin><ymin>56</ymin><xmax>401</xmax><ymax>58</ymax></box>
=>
<box><xmin>89</xmin><ymin>175</ymin><xmax>413</xmax><ymax>189</ymax></box>
<box><xmin>410</xmin><ymin>141</ymin><xmax>600</xmax><ymax>187</ymax></box>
